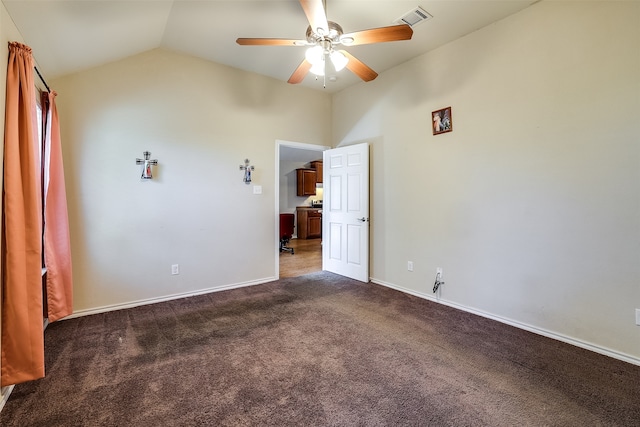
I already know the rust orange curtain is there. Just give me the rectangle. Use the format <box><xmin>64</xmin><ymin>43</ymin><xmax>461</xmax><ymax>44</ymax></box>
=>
<box><xmin>42</xmin><ymin>90</ymin><xmax>73</xmax><ymax>322</ymax></box>
<box><xmin>1</xmin><ymin>42</ymin><xmax>44</xmax><ymax>386</ymax></box>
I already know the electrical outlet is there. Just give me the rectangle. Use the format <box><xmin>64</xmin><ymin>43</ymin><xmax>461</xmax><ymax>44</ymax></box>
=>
<box><xmin>436</xmin><ymin>267</ymin><xmax>443</xmax><ymax>278</ymax></box>
<box><xmin>171</xmin><ymin>264</ymin><xmax>179</xmax><ymax>275</ymax></box>
<box><xmin>407</xmin><ymin>261</ymin><xmax>414</xmax><ymax>272</ymax></box>
<box><xmin>636</xmin><ymin>309</ymin><xmax>640</xmax><ymax>326</ymax></box>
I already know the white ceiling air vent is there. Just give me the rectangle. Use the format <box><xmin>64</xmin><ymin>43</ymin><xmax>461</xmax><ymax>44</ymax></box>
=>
<box><xmin>394</xmin><ymin>6</ymin><xmax>433</xmax><ymax>27</ymax></box>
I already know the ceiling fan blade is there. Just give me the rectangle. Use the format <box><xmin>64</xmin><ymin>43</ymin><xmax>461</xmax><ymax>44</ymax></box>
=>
<box><xmin>340</xmin><ymin>50</ymin><xmax>378</xmax><ymax>82</ymax></box>
<box><xmin>236</xmin><ymin>38</ymin><xmax>307</xmax><ymax>46</ymax></box>
<box><xmin>288</xmin><ymin>59</ymin><xmax>312</xmax><ymax>84</ymax></box>
<box><xmin>299</xmin><ymin>0</ymin><xmax>329</xmax><ymax>35</ymax></box>
<box><xmin>341</xmin><ymin>24</ymin><xmax>413</xmax><ymax>46</ymax></box>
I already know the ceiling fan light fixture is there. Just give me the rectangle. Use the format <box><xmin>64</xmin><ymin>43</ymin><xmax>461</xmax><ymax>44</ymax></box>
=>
<box><xmin>305</xmin><ymin>45</ymin><xmax>324</xmax><ymax>66</ymax></box>
<box><xmin>330</xmin><ymin>50</ymin><xmax>348</xmax><ymax>72</ymax></box>
<box><xmin>310</xmin><ymin>61</ymin><xmax>325</xmax><ymax>76</ymax></box>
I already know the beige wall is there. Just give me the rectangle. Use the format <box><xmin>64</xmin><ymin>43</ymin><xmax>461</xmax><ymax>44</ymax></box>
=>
<box><xmin>51</xmin><ymin>48</ymin><xmax>331</xmax><ymax>313</ymax></box>
<box><xmin>334</xmin><ymin>0</ymin><xmax>640</xmax><ymax>360</ymax></box>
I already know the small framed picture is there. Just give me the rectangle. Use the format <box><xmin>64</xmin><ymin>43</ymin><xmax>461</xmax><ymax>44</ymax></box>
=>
<box><xmin>432</xmin><ymin>107</ymin><xmax>452</xmax><ymax>135</ymax></box>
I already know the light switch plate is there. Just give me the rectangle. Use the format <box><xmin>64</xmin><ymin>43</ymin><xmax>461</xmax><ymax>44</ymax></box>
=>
<box><xmin>636</xmin><ymin>309</ymin><xmax>640</xmax><ymax>326</ymax></box>
<box><xmin>253</xmin><ymin>185</ymin><xmax>262</xmax><ymax>194</ymax></box>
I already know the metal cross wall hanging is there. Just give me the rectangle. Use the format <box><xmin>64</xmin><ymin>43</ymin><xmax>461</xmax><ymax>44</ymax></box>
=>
<box><xmin>239</xmin><ymin>158</ymin><xmax>255</xmax><ymax>184</ymax></box>
<box><xmin>136</xmin><ymin>151</ymin><xmax>158</xmax><ymax>179</ymax></box>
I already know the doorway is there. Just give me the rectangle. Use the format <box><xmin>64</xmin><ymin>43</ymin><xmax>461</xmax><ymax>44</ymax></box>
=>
<box><xmin>275</xmin><ymin>140</ymin><xmax>329</xmax><ymax>279</ymax></box>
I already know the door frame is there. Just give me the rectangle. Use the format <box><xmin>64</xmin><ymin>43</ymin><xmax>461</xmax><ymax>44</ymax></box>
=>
<box><xmin>275</xmin><ymin>139</ymin><xmax>330</xmax><ymax>279</ymax></box>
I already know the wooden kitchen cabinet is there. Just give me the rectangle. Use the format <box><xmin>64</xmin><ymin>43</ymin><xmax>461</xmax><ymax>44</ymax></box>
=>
<box><xmin>310</xmin><ymin>160</ymin><xmax>323</xmax><ymax>184</ymax></box>
<box><xmin>296</xmin><ymin>207</ymin><xmax>322</xmax><ymax>239</ymax></box>
<box><xmin>296</xmin><ymin>169</ymin><xmax>317</xmax><ymax>196</ymax></box>
<box><xmin>308</xmin><ymin>215</ymin><xmax>322</xmax><ymax>238</ymax></box>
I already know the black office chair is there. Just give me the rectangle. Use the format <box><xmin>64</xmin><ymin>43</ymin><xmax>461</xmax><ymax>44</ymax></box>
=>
<box><xmin>279</xmin><ymin>213</ymin><xmax>295</xmax><ymax>254</ymax></box>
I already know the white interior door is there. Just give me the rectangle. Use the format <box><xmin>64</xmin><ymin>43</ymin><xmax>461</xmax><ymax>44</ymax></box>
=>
<box><xmin>322</xmin><ymin>143</ymin><xmax>369</xmax><ymax>282</ymax></box>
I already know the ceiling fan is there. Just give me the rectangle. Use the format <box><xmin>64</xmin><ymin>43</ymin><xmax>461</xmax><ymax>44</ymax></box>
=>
<box><xmin>236</xmin><ymin>0</ymin><xmax>413</xmax><ymax>85</ymax></box>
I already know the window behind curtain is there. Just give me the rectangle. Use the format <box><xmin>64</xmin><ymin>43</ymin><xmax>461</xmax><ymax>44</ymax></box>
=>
<box><xmin>36</xmin><ymin>93</ymin><xmax>44</xmax><ymax>268</ymax></box>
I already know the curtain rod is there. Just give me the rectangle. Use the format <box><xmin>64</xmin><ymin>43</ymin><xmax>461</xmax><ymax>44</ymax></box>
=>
<box><xmin>34</xmin><ymin>66</ymin><xmax>50</xmax><ymax>93</ymax></box>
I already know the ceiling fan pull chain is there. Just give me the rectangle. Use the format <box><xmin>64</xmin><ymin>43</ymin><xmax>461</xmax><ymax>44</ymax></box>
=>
<box><xmin>323</xmin><ymin>54</ymin><xmax>326</xmax><ymax>88</ymax></box>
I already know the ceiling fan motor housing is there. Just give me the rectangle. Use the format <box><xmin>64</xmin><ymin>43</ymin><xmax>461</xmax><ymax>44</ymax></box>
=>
<box><xmin>306</xmin><ymin>21</ymin><xmax>345</xmax><ymax>45</ymax></box>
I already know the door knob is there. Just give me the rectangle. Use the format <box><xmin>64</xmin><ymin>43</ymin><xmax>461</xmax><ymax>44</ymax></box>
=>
<box><xmin>357</xmin><ymin>217</ymin><xmax>368</xmax><ymax>222</ymax></box>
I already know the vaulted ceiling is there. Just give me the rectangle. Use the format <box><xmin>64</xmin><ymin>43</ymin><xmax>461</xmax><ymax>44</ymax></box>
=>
<box><xmin>3</xmin><ymin>1</ymin><xmax>534</xmax><ymax>93</ymax></box>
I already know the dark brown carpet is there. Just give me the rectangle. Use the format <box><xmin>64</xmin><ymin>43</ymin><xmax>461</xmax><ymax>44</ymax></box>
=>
<box><xmin>1</xmin><ymin>272</ymin><xmax>639</xmax><ymax>426</ymax></box>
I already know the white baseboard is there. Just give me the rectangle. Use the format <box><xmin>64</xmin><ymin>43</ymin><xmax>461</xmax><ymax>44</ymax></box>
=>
<box><xmin>0</xmin><ymin>385</ymin><xmax>16</xmax><ymax>413</ymax></box>
<box><xmin>64</xmin><ymin>276</ymin><xmax>277</xmax><ymax>320</ymax></box>
<box><xmin>370</xmin><ymin>277</ymin><xmax>640</xmax><ymax>367</ymax></box>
